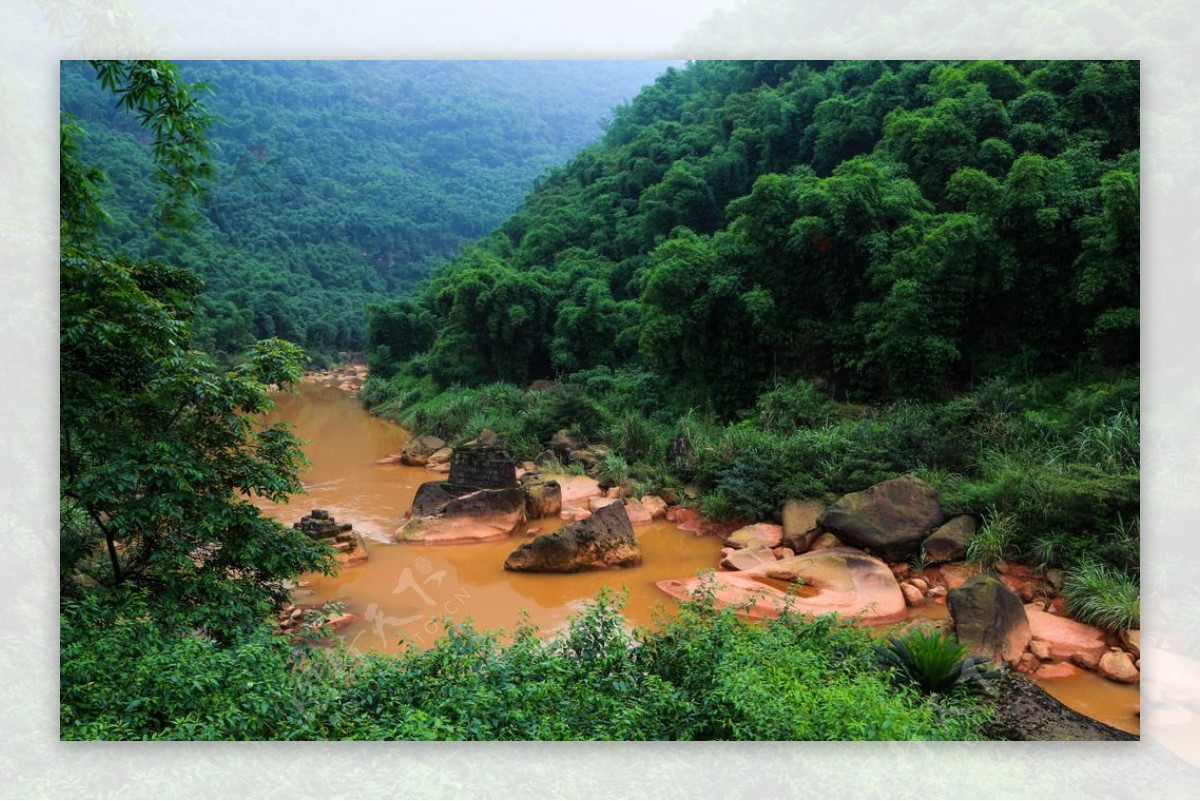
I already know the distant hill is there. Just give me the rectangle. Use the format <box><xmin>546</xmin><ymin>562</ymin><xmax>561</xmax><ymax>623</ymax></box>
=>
<box><xmin>60</xmin><ymin>60</ymin><xmax>675</xmax><ymax>355</ymax></box>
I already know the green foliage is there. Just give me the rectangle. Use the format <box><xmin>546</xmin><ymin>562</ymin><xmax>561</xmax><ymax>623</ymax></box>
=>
<box><xmin>62</xmin><ymin>60</ymin><xmax>671</xmax><ymax>354</ymax></box>
<box><xmin>877</xmin><ymin>627</ymin><xmax>987</xmax><ymax>694</ymax></box>
<box><xmin>60</xmin><ymin>62</ymin><xmax>333</xmax><ymax>642</ymax></box>
<box><xmin>1063</xmin><ymin>560</ymin><xmax>1140</xmax><ymax>633</ymax></box>
<box><xmin>89</xmin><ymin>60</ymin><xmax>215</xmax><ymax>231</ymax></box>
<box><xmin>63</xmin><ymin>584</ymin><xmax>991</xmax><ymax>740</ymax></box>
<box><xmin>594</xmin><ymin>452</ymin><xmax>631</xmax><ymax>487</ymax></box>
<box><xmin>966</xmin><ymin>507</ymin><xmax>1018</xmax><ymax>572</ymax></box>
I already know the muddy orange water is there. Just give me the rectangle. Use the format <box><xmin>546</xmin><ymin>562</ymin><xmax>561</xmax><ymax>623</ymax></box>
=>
<box><xmin>256</xmin><ymin>377</ymin><xmax>1138</xmax><ymax>736</ymax></box>
<box><xmin>253</xmin><ymin>379</ymin><xmax>722</xmax><ymax>652</ymax></box>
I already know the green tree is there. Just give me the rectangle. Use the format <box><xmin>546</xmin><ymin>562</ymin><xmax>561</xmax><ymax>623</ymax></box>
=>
<box><xmin>60</xmin><ymin>61</ymin><xmax>331</xmax><ymax>640</ymax></box>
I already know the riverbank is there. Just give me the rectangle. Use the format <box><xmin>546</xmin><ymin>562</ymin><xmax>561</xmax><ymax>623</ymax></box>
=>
<box><xmin>268</xmin><ymin>369</ymin><xmax>1143</xmax><ymax>739</ymax></box>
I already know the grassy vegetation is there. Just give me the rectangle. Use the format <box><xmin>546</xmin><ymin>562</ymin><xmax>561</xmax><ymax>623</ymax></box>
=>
<box><xmin>62</xmin><ymin>582</ymin><xmax>991</xmax><ymax>740</ymax></box>
<box><xmin>1063</xmin><ymin>560</ymin><xmax>1141</xmax><ymax>633</ymax></box>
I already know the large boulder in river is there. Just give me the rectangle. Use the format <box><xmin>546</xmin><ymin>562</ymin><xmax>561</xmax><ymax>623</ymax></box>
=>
<box><xmin>504</xmin><ymin>501</ymin><xmax>641</xmax><ymax>572</ymax></box>
<box><xmin>658</xmin><ymin>547</ymin><xmax>906</xmax><ymax>625</ymax></box>
<box><xmin>396</xmin><ymin>483</ymin><xmax>526</xmax><ymax>545</ymax></box>
<box><xmin>817</xmin><ymin>477</ymin><xmax>944</xmax><ymax>562</ymax></box>
<box><xmin>400</xmin><ymin>434</ymin><xmax>447</xmax><ymax>467</ymax></box>
<box><xmin>948</xmin><ymin>574</ymin><xmax>1031</xmax><ymax>665</ymax></box>
<box><xmin>921</xmin><ymin>515</ymin><xmax>977</xmax><ymax>564</ymax></box>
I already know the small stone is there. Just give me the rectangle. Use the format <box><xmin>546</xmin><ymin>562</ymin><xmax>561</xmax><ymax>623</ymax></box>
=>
<box><xmin>1030</xmin><ymin>640</ymin><xmax>1053</xmax><ymax>661</ymax></box>
<box><xmin>1098</xmin><ymin>650</ymin><xmax>1140</xmax><ymax>684</ymax></box>
<box><xmin>1045</xmin><ymin>568</ymin><xmax>1065</xmax><ymax>592</ymax></box>
<box><xmin>641</xmin><ymin>495</ymin><xmax>669</xmax><ymax>519</ymax></box>
<box><xmin>927</xmin><ymin>585</ymin><xmax>948</xmax><ymax>598</ymax></box>
<box><xmin>588</xmin><ymin>496</ymin><xmax>621</xmax><ymax>512</ymax></box>
<box><xmin>624</xmin><ymin>498</ymin><xmax>653</xmax><ymax>526</ymax></box>
<box><xmin>1019</xmin><ymin>582</ymin><xmax>1036</xmax><ymax>603</ymax></box>
<box><xmin>1071</xmin><ymin>650</ymin><xmax>1101</xmax><ymax>671</ymax></box>
<box><xmin>1120</xmin><ymin>629</ymin><xmax>1140</xmax><ymax>658</ymax></box>
<box><xmin>1016</xmin><ymin>652</ymin><xmax>1041</xmax><ymax>675</ymax></box>
<box><xmin>901</xmin><ymin>583</ymin><xmax>925</xmax><ymax>607</ymax></box>
<box><xmin>772</xmin><ymin>547</ymin><xmax>794</xmax><ymax>560</ymax></box>
<box><xmin>808</xmin><ymin>532</ymin><xmax>843</xmax><ymax>551</ymax></box>
<box><xmin>1036</xmin><ymin>662</ymin><xmax>1081</xmax><ymax>680</ymax></box>
<box><xmin>720</xmin><ymin>548</ymin><xmax>778</xmax><ymax>572</ymax></box>
<box><xmin>326</xmin><ymin>613</ymin><xmax>357</xmax><ymax>631</ymax></box>
<box><xmin>726</xmin><ymin>523</ymin><xmax>784</xmax><ymax>551</ymax></box>
<box><xmin>908</xmin><ymin>577</ymin><xmax>929</xmax><ymax>593</ymax></box>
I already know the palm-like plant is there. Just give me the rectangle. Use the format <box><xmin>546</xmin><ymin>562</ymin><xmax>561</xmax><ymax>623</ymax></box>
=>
<box><xmin>876</xmin><ymin>627</ymin><xmax>988</xmax><ymax>694</ymax></box>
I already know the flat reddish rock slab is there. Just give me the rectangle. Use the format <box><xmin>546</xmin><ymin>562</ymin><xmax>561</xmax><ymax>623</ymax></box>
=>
<box><xmin>1025</xmin><ymin>604</ymin><xmax>1109</xmax><ymax>662</ymax></box>
<box><xmin>752</xmin><ymin>547</ymin><xmax>907</xmax><ymax>625</ymax></box>
<box><xmin>1035</xmin><ymin>661</ymin><xmax>1082</xmax><ymax>680</ymax></box>
<box><xmin>935</xmin><ymin>561</ymin><xmax>982</xmax><ymax>590</ymax></box>
<box><xmin>552</xmin><ymin>474</ymin><xmax>604</xmax><ymax>505</ymax></box>
<box><xmin>720</xmin><ymin>547</ymin><xmax>777</xmax><ymax>572</ymax></box>
<box><xmin>667</xmin><ymin>507</ymin><xmax>743</xmax><ymax>539</ymax></box>
<box><xmin>395</xmin><ymin>509</ymin><xmax>525</xmax><ymax>545</ymax></box>
<box><xmin>726</xmin><ymin>523</ymin><xmax>783</xmax><ymax>550</ymax></box>
<box><xmin>656</xmin><ymin>573</ymin><xmax>790</xmax><ymax>621</ymax></box>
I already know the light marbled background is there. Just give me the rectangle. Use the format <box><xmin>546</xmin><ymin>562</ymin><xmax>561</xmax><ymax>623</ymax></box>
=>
<box><xmin>4</xmin><ymin>0</ymin><xmax>1198</xmax><ymax>796</ymax></box>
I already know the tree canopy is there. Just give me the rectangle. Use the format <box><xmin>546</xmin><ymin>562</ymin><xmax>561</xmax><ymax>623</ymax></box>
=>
<box><xmin>370</xmin><ymin>60</ymin><xmax>1138</xmax><ymax>414</ymax></box>
<box><xmin>60</xmin><ymin>60</ymin><xmax>673</xmax><ymax>358</ymax></box>
<box><xmin>60</xmin><ymin>60</ymin><xmax>331</xmax><ymax>641</ymax></box>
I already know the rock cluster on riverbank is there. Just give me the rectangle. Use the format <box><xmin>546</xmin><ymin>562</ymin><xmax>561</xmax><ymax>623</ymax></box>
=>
<box><xmin>293</xmin><ymin>508</ymin><xmax>368</xmax><ymax>568</ymax></box>
<box><xmin>655</xmin><ymin>475</ymin><xmax>1140</xmax><ymax>692</ymax></box>
<box><xmin>303</xmin><ymin>362</ymin><xmax>368</xmax><ymax>393</ymax></box>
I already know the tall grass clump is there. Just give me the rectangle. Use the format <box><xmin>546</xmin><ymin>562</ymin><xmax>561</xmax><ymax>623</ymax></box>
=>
<box><xmin>966</xmin><ymin>507</ymin><xmax>1017</xmax><ymax>572</ymax></box>
<box><xmin>1062</xmin><ymin>560</ymin><xmax>1140</xmax><ymax>633</ymax></box>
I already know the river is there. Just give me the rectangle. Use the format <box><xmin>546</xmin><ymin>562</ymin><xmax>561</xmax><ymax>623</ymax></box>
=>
<box><xmin>255</xmin><ymin>375</ymin><xmax>1138</xmax><ymax>736</ymax></box>
<box><xmin>253</xmin><ymin>378</ymin><xmax>722</xmax><ymax>653</ymax></box>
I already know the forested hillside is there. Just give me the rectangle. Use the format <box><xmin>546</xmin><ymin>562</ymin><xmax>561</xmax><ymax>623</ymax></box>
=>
<box><xmin>369</xmin><ymin>60</ymin><xmax>1138</xmax><ymax>408</ymax></box>
<box><xmin>59</xmin><ymin>60</ymin><xmax>672</xmax><ymax>357</ymax></box>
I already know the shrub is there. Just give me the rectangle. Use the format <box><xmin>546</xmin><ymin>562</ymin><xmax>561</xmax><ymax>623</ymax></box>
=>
<box><xmin>594</xmin><ymin>452</ymin><xmax>631</xmax><ymax>486</ymax></box>
<box><xmin>754</xmin><ymin>378</ymin><xmax>839</xmax><ymax>431</ymax></box>
<box><xmin>1062</xmin><ymin>560</ymin><xmax>1140</xmax><ymax>633</ymax></box>
<box><xmin>1072</xmin><ymin>404</ymin><xmax>1139</xmax><ymax>472</ymax></box>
